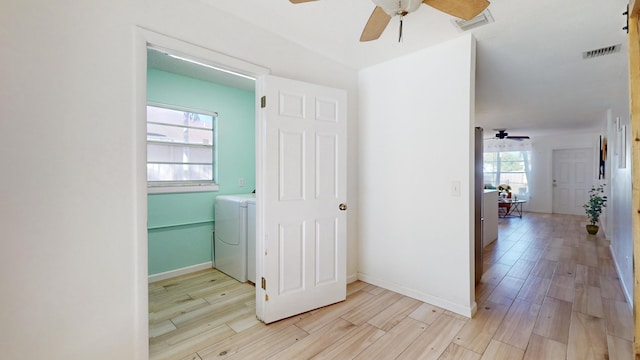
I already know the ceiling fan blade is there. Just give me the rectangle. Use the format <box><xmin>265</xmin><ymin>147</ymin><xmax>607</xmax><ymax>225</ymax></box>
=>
<box><xmin>360</xmin><ymin>6</ymin><xmax>392</xmax><ymax>42</ymax></box>
<box><xmin>507</xmin><ymin>136</ymin><xmax>530</xmax><ymax>140</ymax></box>
<box><xmin>289</xmin><ymin>0</ymin><xmax>316</xmax><ymax>3</ymax></box>
<box><xmin>422</xmin><ymin>0</ymin><xmax>489</xmax><ymax>20</ymax></box>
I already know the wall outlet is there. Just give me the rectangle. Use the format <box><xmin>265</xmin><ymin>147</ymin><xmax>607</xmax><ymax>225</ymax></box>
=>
<box><xmin>238</xmin><ymin>178</ymin><xmax>245</xmax><ymax>187</ymax></box>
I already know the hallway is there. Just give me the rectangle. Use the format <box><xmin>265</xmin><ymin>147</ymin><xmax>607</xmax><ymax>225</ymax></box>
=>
<box><xmin>476</xmin><ymin>212</ymin><xmax>632</xmax><ymax>359</ymax></box>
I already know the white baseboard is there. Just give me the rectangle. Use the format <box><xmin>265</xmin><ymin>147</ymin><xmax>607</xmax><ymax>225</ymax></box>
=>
<box><xmin>347</xmin><ymin>272</ymin><xmax>359</xmax><ymax>284</ymax></box>
<box><xmin>609</xmin><ymin>247</ymin><xmax>633</xmax><ymax>311</ymax></box>
<box><xmin>357</xmin><ymin>273</ymin><xmax>475</xmax><ymax>318</ymax></box>
<box><xmin>148</xmin><ymin>261</ymin><xmax>213</xmax><ymax>283</ymax></box>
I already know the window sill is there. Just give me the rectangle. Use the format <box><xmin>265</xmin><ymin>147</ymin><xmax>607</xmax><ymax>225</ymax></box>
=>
<box><xmin>147</xmin><ymin>183</ymin><xmax>219</xmax><ymax>194</ymax></box>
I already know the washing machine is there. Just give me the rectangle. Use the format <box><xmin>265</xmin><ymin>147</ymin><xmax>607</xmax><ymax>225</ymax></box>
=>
<box><xmin>214</xmin><ymin>194</ymin><xmax>255</xmax><ymax>282</ymax></box>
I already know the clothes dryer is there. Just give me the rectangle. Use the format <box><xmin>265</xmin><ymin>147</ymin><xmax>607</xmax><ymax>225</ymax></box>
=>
<box><xmin>214</xmin><ymin>194</ymin><xmax>254</xmax><ymax>282</ymax></box>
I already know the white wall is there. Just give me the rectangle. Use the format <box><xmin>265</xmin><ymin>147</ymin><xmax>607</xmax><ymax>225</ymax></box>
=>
<box><xmin>527</xmin><ymin>131</ymin><xmax>603</xmax><ymax>214</ymax></box>
<box><xmin>607</xmin><ymin>112</ymin><xmax>633</xmax><ymax>306</ymax></box>
<box><xmin>357</xmin><ymin>35</ymin><xmax>477</xmax><ymax>316</ymax></box>
<box><xmin>2</xmin><ymin>2</ymin><xmax>143</xmax><ymax>358</ymax></box>
<box><xmin>1</xmin><ymin>1</ymin><xmax>358</xmax><ymax>358</ymax></box>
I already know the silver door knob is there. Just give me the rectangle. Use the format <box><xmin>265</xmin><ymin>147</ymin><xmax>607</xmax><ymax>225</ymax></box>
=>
<box><xmin>339</xmin><ymin>203</ymin><xmax>347</xmax><ymax>211</ymax></box>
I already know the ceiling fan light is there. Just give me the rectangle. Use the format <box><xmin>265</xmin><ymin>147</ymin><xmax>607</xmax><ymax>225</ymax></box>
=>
<box><xmin>373</xmin><ymin>0</ymin><xmax>422</xmax><ymax>16</ymax></box>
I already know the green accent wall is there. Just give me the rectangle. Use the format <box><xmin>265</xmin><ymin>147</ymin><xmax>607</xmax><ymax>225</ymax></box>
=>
<box><xmin>147</xmin><ymin>69</ymin><xmax>255</xmax><ymax>276</ymax></box>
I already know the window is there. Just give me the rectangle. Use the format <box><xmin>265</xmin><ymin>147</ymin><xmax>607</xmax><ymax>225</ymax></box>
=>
<box><xmin>147</xmin><ymin>104</ymin><xmax>217</xmax><ymax>193</ymax></box>
<box><xmin>483</xmin><ymin>150</ymin><xmax>531</xmax><ymax>198</ymax></box>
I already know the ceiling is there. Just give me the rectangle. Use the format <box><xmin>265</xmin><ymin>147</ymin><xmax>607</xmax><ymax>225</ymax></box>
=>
<box><xmin>150</xmin><ymin>0</ymin><xmax>631</xmax><ymax>136</ymax></box>
<box><xmin>147</xmin><ymin>48</ymin><xmax>257</xmax><ymax>92</ymax></box>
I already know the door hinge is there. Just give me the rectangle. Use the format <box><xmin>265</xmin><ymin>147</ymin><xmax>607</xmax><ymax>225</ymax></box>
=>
<box><xmin>265</xmin><ymin>294</ymin><xmax>269</xmax><ymax>301</ymax></box>
<box><xmin>261</xmin><ymin>96</ymin><xmax>266</xmax><ymax>108</ymax></box>
<box><xmin>261</xmin><ymin>277</ymin><xmax>266</xmax><ymax>290</ymax></box>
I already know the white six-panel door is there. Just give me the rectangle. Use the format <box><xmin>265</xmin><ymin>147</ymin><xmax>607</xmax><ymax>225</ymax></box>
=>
<box><xmin>256</xmin><ymin>75</ymin><xmax>347</xmax><ymax>323</ymax></box>
<box><xmin>552</xmin><ymin>148</ymin><xmax>593</xmax><ymax>215</ymax></box>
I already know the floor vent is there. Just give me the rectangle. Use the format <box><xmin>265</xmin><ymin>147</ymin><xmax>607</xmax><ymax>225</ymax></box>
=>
<box><xmin>582</xmin><ymin>44</ymin><xmax>621</xmax><ymax>59</ymax></box>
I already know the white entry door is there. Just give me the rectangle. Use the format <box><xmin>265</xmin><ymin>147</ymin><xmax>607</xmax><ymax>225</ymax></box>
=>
<box><xmin>552</xmin><ymin>148</ymin><xmax>593</xmax><ymax>215</ymax></box>
<box><xmin>255</xmin><ymin>75</ymin><xmax>347</xmax><ymax>324</ymax></box>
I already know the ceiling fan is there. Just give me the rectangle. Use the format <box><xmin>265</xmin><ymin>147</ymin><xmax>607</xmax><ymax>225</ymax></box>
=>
<box><xmin>492</xmin><ymin>129</ymin><xmax>530</xmax><ymax>141</ymax></box>
<box><xmin>289</xmin><ymin>0</ymin><xmax>490</xmax><ymax>42</ymax></box>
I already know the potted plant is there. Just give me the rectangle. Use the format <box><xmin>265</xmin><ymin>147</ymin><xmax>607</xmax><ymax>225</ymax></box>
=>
<box><xmin>583</xmin><ymin>184</ymin><xmax>607</xmax><ymax>235</ymax></box>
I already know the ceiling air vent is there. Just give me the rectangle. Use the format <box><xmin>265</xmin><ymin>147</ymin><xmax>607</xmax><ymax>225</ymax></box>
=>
<box><xmin>453</xmin><ymin>9</ymin><xmax>494</xmax><ymax>32</ymax></box>
<box><xmin>582</xmin><ymin>44</ymin><xmax>621</xmax><ymax>59</ymax></box>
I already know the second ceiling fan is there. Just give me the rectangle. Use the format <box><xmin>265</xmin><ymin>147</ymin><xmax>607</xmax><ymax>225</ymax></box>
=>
<box><xmin>290</xmin><ymin>0</ymin><xmax>490</xmax><ymax>42</ymax></box>
<box><xmin>492</xmin><ymin>129</ymin><xmax>530</xmax><ymax>141</ymax></box>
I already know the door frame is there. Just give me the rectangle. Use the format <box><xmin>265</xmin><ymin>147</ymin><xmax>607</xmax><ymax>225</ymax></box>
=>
<box><xmin>627</xmin><ymin>0</ymin><xmax>640</xmax><ymax>356</ymax></box>
<box><xmin>134</xmin><ymin>27</ymin><xmax>269</xmax><ymax>356</ymax></box>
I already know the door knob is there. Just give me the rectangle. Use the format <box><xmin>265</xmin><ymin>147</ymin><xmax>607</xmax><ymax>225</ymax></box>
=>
<box><xmin>339</xmin><ymin>203</ymin><xmax>347</xmax><ymax>211</ymax></box>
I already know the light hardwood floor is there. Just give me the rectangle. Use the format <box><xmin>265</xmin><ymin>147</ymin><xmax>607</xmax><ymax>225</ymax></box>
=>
<box><xmin>149</xmin><ymin>212</ymin><xmax>634</xmax><ymax>360</ymax></box>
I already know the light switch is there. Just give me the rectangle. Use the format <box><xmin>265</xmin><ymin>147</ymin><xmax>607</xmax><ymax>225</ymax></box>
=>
<box><xmin>451</xmin><ymin>180</ymin><xmax>461</xmax><ymax>197</ymax></box>
<box><xmin>238</xmin><ymin>178</ymin><xmax>245</xmax><ymax>187</ymax></box>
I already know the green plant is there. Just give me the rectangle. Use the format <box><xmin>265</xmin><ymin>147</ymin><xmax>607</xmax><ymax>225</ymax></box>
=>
<box><xmin>583</xmin><ymin>184</ymin><xmax>607</xmax><ymax>225</ymax></box>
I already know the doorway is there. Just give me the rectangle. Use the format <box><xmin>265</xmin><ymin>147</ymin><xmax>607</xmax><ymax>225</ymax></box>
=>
<box><xmin>552</xmin><ymin>148</ymin><xmax>594</xmax><ymax>215</ymax></box>
<box><xmin>145</xmin><ymin>45</ymin><xmax>258</xmax><ymax>282</ymax></box>
<box><xmin>140</xmin><ymin>29</ymin><xmax>267</xmax><ymax>358</ymax></box>
<box><xmin>139</xmin><ymin>28</ymin><xmax>349</xmax><ymax>356</ymax></box>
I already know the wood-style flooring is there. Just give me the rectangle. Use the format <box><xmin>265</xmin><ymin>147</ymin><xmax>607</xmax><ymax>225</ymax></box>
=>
<box><xmin>149</xmin><ymin>212</ymin><xmax>633</xmax><ymax>360</ymax></box>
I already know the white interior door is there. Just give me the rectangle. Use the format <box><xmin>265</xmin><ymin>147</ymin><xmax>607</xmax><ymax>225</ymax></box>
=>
<box><xmin>255</xmin><ymin>75</ymin><xmax>347</xmax><ymax>324</ymax></box>
<box><xmin>552</xmin><ymin>148</ymin><xmax>593</xmax><ymax>215</ymax></box>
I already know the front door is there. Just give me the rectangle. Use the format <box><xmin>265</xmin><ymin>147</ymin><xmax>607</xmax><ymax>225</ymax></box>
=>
<box><xmin>256</xmin><ymin>75</ymin><xmax>347</xmax><ymax>323</ymax></box>
<box><xmin>552</xmin><ymin>148</ymin><xmax>593</xmax><ymax>215</ymax></box>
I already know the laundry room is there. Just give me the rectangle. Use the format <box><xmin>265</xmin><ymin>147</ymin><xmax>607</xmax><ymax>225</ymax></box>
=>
<box><xmin>146</xmin><ymin>48</ymin><xmax>256</xmax><ymax>282</ymax></box>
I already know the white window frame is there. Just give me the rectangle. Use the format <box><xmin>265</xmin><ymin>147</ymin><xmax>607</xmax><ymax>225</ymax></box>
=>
<box><xmin>146</xmin><ymin>102</ymin><xmax>219</xmax><ymax>194</ymax></box>
<box><xmin>483</xmin><ymin>149</ymin><xmax>531</xmax><ymax>198</ymax></box>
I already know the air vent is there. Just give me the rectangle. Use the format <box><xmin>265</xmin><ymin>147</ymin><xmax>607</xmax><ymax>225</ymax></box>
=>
<box><xmin>453</xmin><ymin>9</ymin><xmax>494</xmax><ymax>32</ymax></box>
<box><xmin>582</xmin><ymin>44</ymin><xmax>621</xmax><ymax>59</ymax></box>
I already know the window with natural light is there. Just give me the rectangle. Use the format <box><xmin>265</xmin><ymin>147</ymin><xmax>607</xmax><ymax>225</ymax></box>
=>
<box><xmin>484</xmin><ymin>150</ymin><xmax>531</xmax><ymax>198</ymax></box>
<box><xmin>147</xmin><ymin>104</ymin><xmax>217</xmax><ymax>193</ymax></box>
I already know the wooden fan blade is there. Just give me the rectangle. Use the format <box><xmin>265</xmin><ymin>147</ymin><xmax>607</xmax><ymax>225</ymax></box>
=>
<box><xmin>290</xmin><ymin>0</ymin><xmax>316</xmax><ymax>3</ymax></box>
<box><xmin>360</xmin><ymin>6</ymin><xmax>392</xmax><ymax>42</ymax></box>
<box><xmin>422</xmin><ymin>0</ymin><xmax>489</xmax><ymax>20</ymax></box>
